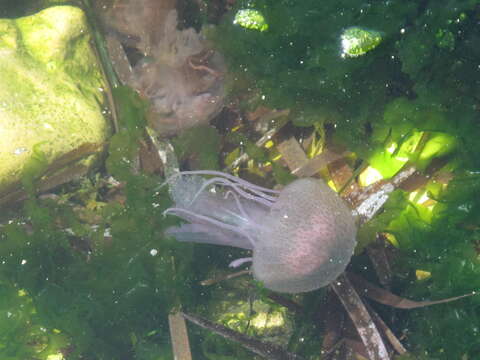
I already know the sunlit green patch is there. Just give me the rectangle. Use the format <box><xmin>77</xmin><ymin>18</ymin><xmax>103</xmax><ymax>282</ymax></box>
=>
<box><xmin>340</xmin><ymin>26</ymin><xmax>383</xmax><ymax>58</ymax></box>
<box><xmin>233</xmin><ymin>9</ymin><xmax>268</xmax><ymax>32</ymax></box>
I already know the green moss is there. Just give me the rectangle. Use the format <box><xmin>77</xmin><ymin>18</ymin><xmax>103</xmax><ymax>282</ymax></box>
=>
<box><xmin>105</xmin><ymin>86</ymin><xmax>147</xmax><ymax>181</ymax></box>
<box><xmin>0</xmin><ymin>171</ymin><xmax>199</xmax><ymax>358</ymax></box>
<box><xmin>172</xmin><ymin>126</ymin><xmax>222</xmax><ymax>170</ymax></box>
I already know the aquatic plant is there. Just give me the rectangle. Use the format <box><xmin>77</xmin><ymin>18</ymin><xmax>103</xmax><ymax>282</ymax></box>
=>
<box><xmin>163</xmin><ymin>170</ymin><xmax>356</xmax><ymax>293</ymax></box>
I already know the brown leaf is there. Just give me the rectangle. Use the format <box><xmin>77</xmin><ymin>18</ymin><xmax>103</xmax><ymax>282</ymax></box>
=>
<box><xmin>366</xmin><ymin>235</ymin><xmax>395</xmax><ymax>290</ymax></box>
<box><xmin>330</xmin><ymin>274</ymin><xmax>391</xmax><ymax>360</ymax></box>
<box><xmin>276</xmin><ymin>136</ymin><xmax>309</xmax><ymax>174</ymax></box>
<box><xmin>348</xmin><ymin>272</ymin><xmax>476</xmax><ymax>309</ymax></box>
<box><xmin>327</xmin><ymin>157</ymin><xmax>359</xmax><ymax>196</ymax></box>
<box><xmin>296</xmin><ymin>149</ymin><xmax>349</xmax><ymax>178</ymax></box>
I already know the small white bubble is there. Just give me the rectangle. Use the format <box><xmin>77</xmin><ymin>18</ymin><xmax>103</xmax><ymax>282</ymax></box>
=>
<box><xmin>150</xmin><ymin>249</ymin><xmax>158</xmax><ymax>256</ymax></box>
<box><xmin>104</xmin><ymin>228</ymin><xmax>111</xmax><ymax>237</ymax></box>
<box><xmin>13</xmin><ymin>147</ymin><xmax>27</xmax><ymax>155</ymax></box>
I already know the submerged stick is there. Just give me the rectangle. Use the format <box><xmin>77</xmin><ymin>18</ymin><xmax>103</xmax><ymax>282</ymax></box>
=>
<box><xmin>168</xmin><ymin>311</ymin><xmax>193</xmax><ymax>360</ymax></box>
<box><xmin>181</xmin><ymin>311</ymin><xmax>305</xmax><ymax>360</ymax></box>
<box><xmin>200</xmin><ymin>269</ymin><xmax>251</xmax><ymax>286</ymax></box>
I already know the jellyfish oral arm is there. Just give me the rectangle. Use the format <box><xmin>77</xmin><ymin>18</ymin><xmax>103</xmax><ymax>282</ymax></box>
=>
<box><xmin>164</xmin><ymin>207</ymin><xmax>257</xmax><ymax>248</ymax></box>
<box><xmin>229</xmin><ymin>257</ymin><xmax>253</xmax><ymax>268</ymax></box>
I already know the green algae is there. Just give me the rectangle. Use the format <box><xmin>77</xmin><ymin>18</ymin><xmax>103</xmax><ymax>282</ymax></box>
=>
<box><xmin>173</xmin><ymin>125</ymin><xmax>222</xmax><ymax>171</ymax></box>
<box><xmin>395</xmin><ymin>173</ymin><xmax>480</xmax><ymax>358</ymax></box>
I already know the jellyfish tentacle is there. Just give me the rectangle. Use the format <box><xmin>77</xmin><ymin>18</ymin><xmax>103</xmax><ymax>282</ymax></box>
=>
<box><xmin>187</xmin><ymin>176</ymin><xmax>275</xmax><ymax>209</ymax></box>
<box><xmin>229</xmin><ymin>257</ymin><xmax>253</xmax><ymax>268</ymax></box>
<box><xmin>164</xmin><ymin>207</ymin><xmax>256</xmax><ymax>247</ymax></box>
<box><xmin>224</xmin><ymin>190</ymin><xmax>250</xmax><ymax>222</ymax></box>
<box><xmin>164</xmin><ymin>170</ymin><xmax>281</xmax><ymax>194</ymax></box>
<box><xmin>182</xmin><ymin>170</ymin><xmax>281</xmax><ymax>193</ymax></box>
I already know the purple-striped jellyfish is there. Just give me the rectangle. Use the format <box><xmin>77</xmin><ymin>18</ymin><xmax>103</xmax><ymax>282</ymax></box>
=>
<box><xmin>163</xmin><ymin>171</ymin><xmax>357</xmax><ymax>293</ymax></box>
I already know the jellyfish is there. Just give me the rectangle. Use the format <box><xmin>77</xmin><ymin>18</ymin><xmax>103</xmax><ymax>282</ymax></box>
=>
<box><xmin>163</xmin><ymin>170</ymin><xmax>357</xmax><ymax>293</ymax></box>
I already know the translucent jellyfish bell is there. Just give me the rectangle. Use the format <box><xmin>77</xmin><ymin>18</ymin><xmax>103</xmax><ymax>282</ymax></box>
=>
<box><xmin>163</xmin><ymin>171</ymin><xmax>357</xmax><ymax>293</ymax></box>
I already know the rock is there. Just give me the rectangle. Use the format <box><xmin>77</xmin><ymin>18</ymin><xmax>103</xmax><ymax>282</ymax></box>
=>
<box><xmin>0</xmin><ymin>6</ymin><xmax>111</xmax><ymax>198</ymax></box>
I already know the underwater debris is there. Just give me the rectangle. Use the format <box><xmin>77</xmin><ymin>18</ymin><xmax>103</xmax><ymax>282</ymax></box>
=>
<box><xmin>99</xmin><ymin>0</ymin><xmax>226</xmax><ymax>136</ymax></box>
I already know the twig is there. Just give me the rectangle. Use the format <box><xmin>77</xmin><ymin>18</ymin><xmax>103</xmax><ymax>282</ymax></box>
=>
<box><xmin>0</xmin><ymin>143</ymin><xmax>101</xmax><ymax>206</ymax></box>
<box><xmin>169</xmin><ymin>311</ymin><xmax>193</xmax><ymax>360</ymax></box>
<box><xmin>200</xmin><ymin>269</ymin><xmax>251</xmax><ymax>286</ymax></box>
<box><xmin>350</xmin><ymin>166</ymin><xmax>416</xmax><ymax>225</ymax></box>
<box><xmin>181</xmin><ymin>311</ymin><xmax>305</xmax><ymax>360</ymax></box>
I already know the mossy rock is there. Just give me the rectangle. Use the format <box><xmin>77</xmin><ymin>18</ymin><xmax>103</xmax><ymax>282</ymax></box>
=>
<box><xmin>0</xmin><ymin>6</ymin><xmax>110</xmax><ymax>196</ymax></box>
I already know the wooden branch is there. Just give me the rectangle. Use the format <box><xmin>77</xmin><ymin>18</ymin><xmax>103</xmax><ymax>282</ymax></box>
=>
<box><xmin>169</xmin><ymin>311</ymin><xmax>193</xmax><ymax>360</ymax></box>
